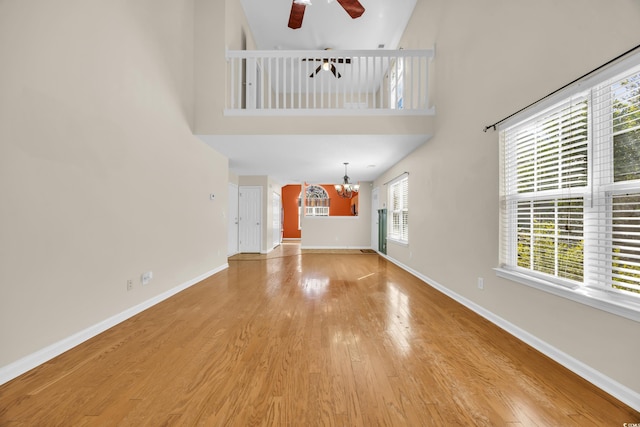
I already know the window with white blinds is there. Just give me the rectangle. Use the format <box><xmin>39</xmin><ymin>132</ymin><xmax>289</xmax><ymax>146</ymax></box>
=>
<box><xmin>388</xmin><ymin>175</ymin><xmax>409</xmax><ymax>243</ymax></box>
<box><xmin>500</xmin><ymin>57</ymin><xmax>640</xmax><ymax>309</ymax></box>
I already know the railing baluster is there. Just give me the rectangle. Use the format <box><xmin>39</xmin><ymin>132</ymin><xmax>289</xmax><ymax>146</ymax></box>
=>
<box><xmin>328</xmin><ymin>54</ymin><xmax>332</xmax><ymax>109</ymax></box>
<box><xmin>239</xmin><ymin>57</ymin><xmax>243</xmax><ymax>109</ymax></box>
<box><xmin>258</xmin><ymin>57</ymin><xmax>262</xmax><ymax>110</ymax></box>
<box><xmin>418</xmin><ymin>55</ymin><xmax>422</xmax><ymax>110</ymax></box>
<box><xmin>238</xmin><ymin>58</ymin><xmax>242</xmax><ymax>109</ymax></box>
<box><xmin>306</xmin><ymin>57</ymin><xmax>309</xmax><ymax>109</ymax></box>
<box><xmin>229</xmin><ymin>57</ymin><xmax>234</xmax><ymax>109</ymax></box>
<box><xmin>320</xmin><ymin>57</ymin><xmax>324</xmax><ymax>110</ymax></box>
<box><xmin>408</xmin><ymin>55</ymin><xmax>413</xmax><ymax>110</ymax></box>
<box><xmin>364</xmin><ymin>54</ymin><xmax>368</xmax><ymax>108</ymax></box>
<box><xmin>342</xmin><ymin>55</ymin><xmax>346</xmax><ymax>108</ymax></box>
<box><xmin>298</xmin><ymin>57</ymin><xmax>301</xmax><ymax>110</ymax></box>
<box><xmin>380</xmin><ymin>55</ymin><xmax>384</xmax><ymax>109</ymax></box>
<box><xmin>224</xmin><ymin>49</ymin><xmax>434</xmax><ymax>114</ymax></box>
<box><xmin>272</xmin><ymin>56</ymin><xmax>275</xmax><ymax>110</ymax></box>
<box><xmin>264</xmin><ymin>57</ymin><xmax>267</xmax><ymax>109</ymax></box>
<box><xmin>357</xmin><ymin>55</ymin><xmax>361</xmax><ymax>109</ymax></box>
<box><xmin>375</xmin><ymin>55</ymin><xmax>379</xmax><ymax>109</ymax></box>
<box><xmin>350</xmin><ymin>56</ymin><xmax>354</xmax><ymax>107</ymax></box>
<box><xmin>373</xmin><ymin>53</ymin><xmax>382</xmax><ymax>110</ymax></box>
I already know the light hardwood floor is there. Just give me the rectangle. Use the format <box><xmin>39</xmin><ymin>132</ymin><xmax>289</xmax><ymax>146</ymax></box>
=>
<box><xmin>1</xmin><ymin>243</ymin><xmax>638</xmax><ymax>425</ymax></box>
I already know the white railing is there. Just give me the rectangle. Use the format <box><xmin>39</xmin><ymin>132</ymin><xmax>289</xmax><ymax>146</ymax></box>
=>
<box><xmin>225</xmin><ymin>49</ymin><xmax>435</xmax><ymax>116</ymax></box>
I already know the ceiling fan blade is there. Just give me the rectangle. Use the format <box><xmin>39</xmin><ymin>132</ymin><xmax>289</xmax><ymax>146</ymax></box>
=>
<box><xmin>309</xmin><ymin>64</ymin><xmax>322</xmax><ymax>78</ymax></box>
<box><xmin>288</xmin><ymin>2</ymin><xmax>306</xmax><ymax>29</ymax></box>
<box><xmin>331</xmin><ymin>64</ymin><xmax>341</xmax><ymax>79</ymax></box>
<box><xmin>336</xmin><ymin>0</ymin><xmax>365</xmax><ymax>19</ymax></box>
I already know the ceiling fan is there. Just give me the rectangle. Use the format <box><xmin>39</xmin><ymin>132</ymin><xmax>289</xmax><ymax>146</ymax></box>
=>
<box><xmin>288</xmin><ymin>0</ymin><xmax>365</xmax><ymax>30</ymax></box>
<box><xmin>303</xmin><ymin>56</ymin><xmax>351</xmax><ymax>78</ymax></box>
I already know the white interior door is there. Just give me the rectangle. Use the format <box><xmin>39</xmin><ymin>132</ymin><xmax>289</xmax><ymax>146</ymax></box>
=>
<box><xmin>272</xmin><ymin>191</ymin><xmax>281</xmax><ymax>248</ymax></box>
<box><xmin>239</xmin><ymin>186</ymin><xmax>262</xmax><ymax>253</ymax></box>
<box><xmin>371</xmin><ymin>187</ymin><xmax>379</xmax><ymax>250</ymax></box>
<box><xmin>228</xmin><ymin>183</ymin><xmax>239</xmax><ymax>256</ymax></box>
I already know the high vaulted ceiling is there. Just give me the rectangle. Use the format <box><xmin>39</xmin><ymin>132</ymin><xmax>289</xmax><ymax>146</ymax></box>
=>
<box><xmin>204</xmin><ymin>0</ymin><xmax>426</xmax><ymax>186</ymax></box>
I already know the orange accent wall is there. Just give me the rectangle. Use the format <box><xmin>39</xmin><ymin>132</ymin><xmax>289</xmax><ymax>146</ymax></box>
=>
<box><xmin>324</xmin><ymin>185</ymin><xmax>354</xmax><ymax>216</ymax></box>
<box><xmin>282</xmin><ymin>184</ymin><xmax>301</xmax><ymax>239</ymax></box>
<box><xmin>281</xmin><ymin>184</ymin><xmax>360</xmax><ymax>239</ymax></box>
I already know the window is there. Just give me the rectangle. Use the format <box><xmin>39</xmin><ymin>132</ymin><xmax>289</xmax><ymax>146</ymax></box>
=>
<box><xmin>390</xmin><ymin>57</ymin><xmax>404</xmax><ymax>110</ymax></box>
<box><xmin>388</xmin><ymin>174</ymin><xmax>408</xmax><ymax>243</ymax></box>
<box><xmin>299</xmin><ymin>185</ymin><xmax>330</xmax><ymax>227</ymax></box>
<box><xmin>499</xmin><ymin>55</ymin><xmax>640</xmax><ymax>315</ymax></box>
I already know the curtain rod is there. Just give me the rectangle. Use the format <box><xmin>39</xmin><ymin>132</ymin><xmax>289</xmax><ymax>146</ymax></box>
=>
<box><xmin>383</xmin><ymin>172</ymin><xmax>409</xmax><ymax>186</ymax></box>
<box><xmin>482</xmin><ymin>42</ymin><xmax>640</xmax><ymax>133</ymax></box>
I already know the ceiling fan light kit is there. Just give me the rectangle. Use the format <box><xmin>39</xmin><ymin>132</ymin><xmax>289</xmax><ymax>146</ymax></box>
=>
<box><xmin>303</xmin><ymin>52</ymin><xmax>352</xmax><ymax>79</ymax></box>
<box><xmin>288</xmin><ymin>0</ymin><xmax>365</xmax><ymax>29</ymax></box>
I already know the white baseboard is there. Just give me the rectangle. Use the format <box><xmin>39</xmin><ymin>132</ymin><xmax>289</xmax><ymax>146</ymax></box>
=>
<box><xmin>300</xmin><ymin>245</ymin><xmax>372</xmax><ymax>250</ymax></box>
<box><xmin>380</xmin><ymin>254</ymin><xmax>640</xmax><ymax>412</ymax></box>
<box><xmin>0</xmin><ymin>263</ymin><xmax>228</xmax><ymax>386</ymax></box>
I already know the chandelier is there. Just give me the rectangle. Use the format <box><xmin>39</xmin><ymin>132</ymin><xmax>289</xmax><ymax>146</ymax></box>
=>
<box><xmin>334</xmin><ymin>162</ymin><xmax>359</xmax><ymax>199</ymax></box>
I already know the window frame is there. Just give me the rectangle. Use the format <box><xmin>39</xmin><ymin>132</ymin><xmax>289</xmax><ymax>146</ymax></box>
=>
<box><xmin>497</xmin><ymin>53</ymin><xmax>640</xmax><ymax>322</ymax></box>
<box><xmin>389</xmin><ymin>57</ymin><xmax>404</xmax><ymax>110</ymax></box>
<box><xmin>299</xmin><ymin>186</ymin><xmax>330</xmax><ymax>230</ymax></box>
<box><xmin>388</xmin><ymin>174</ymin><xmax>409</xmax><ymax>245</ymax></box>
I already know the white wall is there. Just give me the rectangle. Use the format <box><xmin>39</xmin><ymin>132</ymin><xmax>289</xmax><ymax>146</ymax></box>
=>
<box><xmin>0</xmin><ymin>0</ymin><xmax>228</xmax><ymax>374</ymax></box>
<box><xmin>374</xmin><ymin>0</ymin><xmax>640</xmax><ymax>401</ymax></box>
<box><xmin>301</xmin><ymin>183</ymin><xmax>372</xmax><ymax>249</ymax></box>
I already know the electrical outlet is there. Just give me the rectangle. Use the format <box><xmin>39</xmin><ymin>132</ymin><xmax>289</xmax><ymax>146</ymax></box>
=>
<box><xmin>477</xmin><ymin>277</ymin><xmax>484</xmax><ymax>290</ymax></box>
<box><xmin>141</xmin><ymin>271</ymin><xmax>153</xmax><ymax>286</ymax></box>
<box><xmin>127</xmin><ymin>279</ymin><xmax>133</xmax><ymax>291</ymax></box>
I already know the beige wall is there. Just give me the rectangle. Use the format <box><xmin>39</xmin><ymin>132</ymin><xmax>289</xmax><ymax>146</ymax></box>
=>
<box><xmin>226</xmin><ymin>0</ymin><xmax>257</xmax><ymax>51</ymax></box>
<box><xmin>228</xmin><ymin>171</ymin><xmax>239</xmax><ymax>186</ymax></box>
<box><xmin>301</xmin><ymin>183</ymin><xmax>372</xmax><ymax>249</ymax></box>
<box><xmin>0</xmin><ymin>0</ymin><xmax>228</xmax><ymax>369</ymax></box>
<box><xmin>374</xmin><ymin>0</ymin><xmax>640</xmax><ymax>395</ymax></box>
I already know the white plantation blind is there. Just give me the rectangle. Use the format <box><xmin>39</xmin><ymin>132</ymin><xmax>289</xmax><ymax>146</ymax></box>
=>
<box><xmin>389</xmin><ymin>174</ymin><xmax>409</xmax><ymax>243</ymax></box>
<box><xmin>501</xmin><ymin>58</ymin><xmax>640</xmax><ymax>300</ymax></box>
<box><xmin>586</xmin><ymin>66</ymin><xmax>640</xmax><ymax>294</ymax></box>
<box><xmin>502</xmin><ymin>97</ymin><xmax>589</xmax><ymax>286</ymax></box>
<box><xmin>607</xmin><ymin>193</ymin><xmax>640</xmax><ymax>293</ymax></box>
<box><xmin>514</xmin><ymin>198</ymin><xmax>584</xmax><ymax>282</ymax></box>
<box><xmin>504</xmin><ymin>97</ymin><xmax>589</xmax><ymax>194</ymax></box>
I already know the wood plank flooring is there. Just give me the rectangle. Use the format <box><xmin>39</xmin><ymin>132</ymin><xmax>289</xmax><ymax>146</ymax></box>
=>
<box><xmin>1</xmin><ymin>243</ymin><xmax>638</xmax><ymax>425</ymax></box>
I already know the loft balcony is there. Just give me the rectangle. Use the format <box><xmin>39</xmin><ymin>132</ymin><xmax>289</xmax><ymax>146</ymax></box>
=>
<box><xmin>225</xmin><ymin>48</ymin><xmax>435</xmax><ymax>116</ymax></box>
